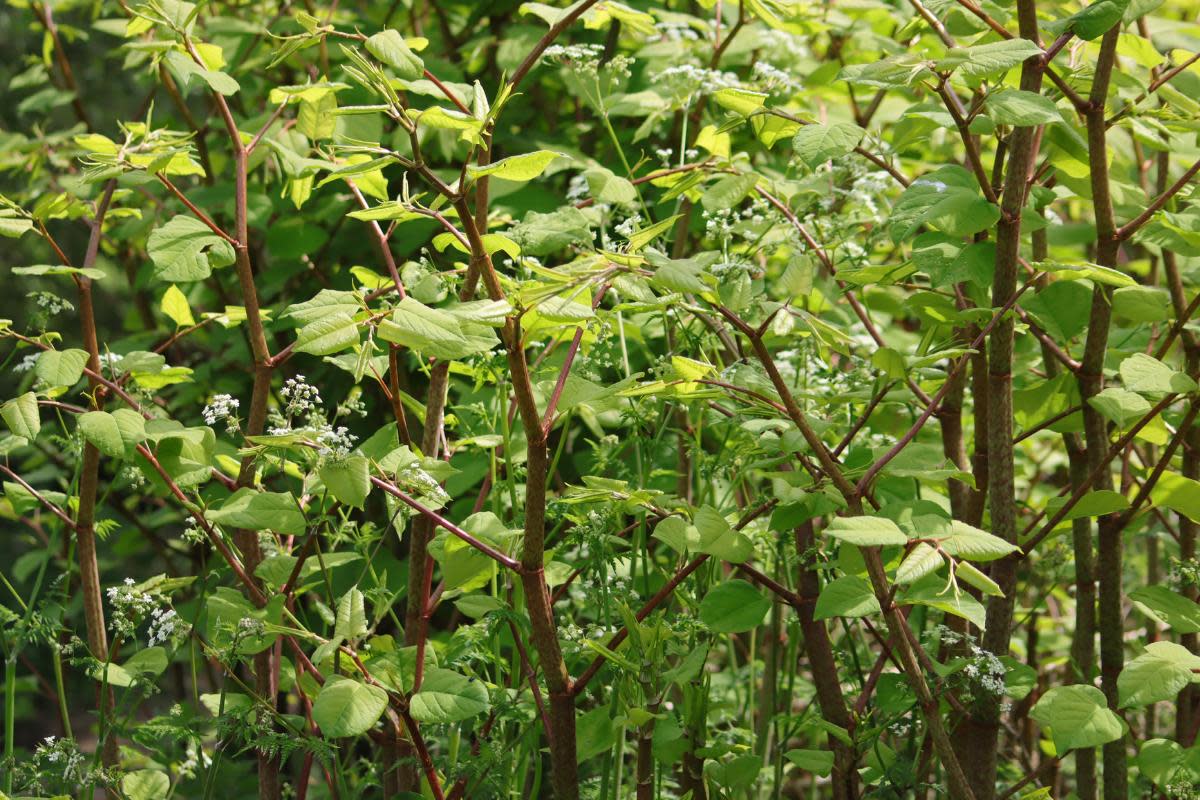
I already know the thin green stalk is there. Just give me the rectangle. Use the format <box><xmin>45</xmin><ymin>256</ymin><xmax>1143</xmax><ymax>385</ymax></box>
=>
<box><xmin>4</xmin><ymin>654</ymin><xmax>15</xmax><ymax>795</ymax></box>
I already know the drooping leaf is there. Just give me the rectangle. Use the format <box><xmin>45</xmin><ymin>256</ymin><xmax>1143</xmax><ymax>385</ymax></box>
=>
<box><xmin>1130</xmin><ymin>585</ymin><xmax>1200</xmax><ymax>633</ymax></box>
<box><xmin>207</xmin><ymin>488</ymin><xmax>306</xmax><ymax>534</ymax></box>
<box><xmin>814</xmin><ymin>575</ymin><xmax>881</xmax><ymax>620</ymax></box>
<box><xmin>693</xmin><ymin>506</ymin><xmax>753</xmax><ymax>563</ymax></box>
<box><xmin>1031</xmin><ymin>685</ymin><xmax>1126</xmax><ymax>752</ymax></box>
<box><xmin>35</xmin><ymin>348</ymin><xmax>89</xmax><ymax>388</ymax></box>
<box><xmin>1</xmin><ymin>393</ymin><xmax>40</xmax><ymax>440</ymax></box>
<box><xmin>824</xmin><ymin>516</ymin><xmax>909</xmax><ymax>547</ymax></box>
<box><xmin>936</xmin><ymin>40</ymin><xmax>1045</xmax><ymax>79</ymax></box>
<box><xmin>791</xmin><ymin>123</ymin><xmax>865</xmax><ymax>169</ymax></box>
<box><xmin>319</xmin><ymin>455</ymin><xmax>370</xmax><ymax>507</ymax></box>
<box><xmin>78</xmin><ymin>411</ymin><xmax>126</xmax><ymax>459</ymax></box>
<box><xmin>312</xmin><ymin>675</ymin><xmax>389</xmax><ymax>737</ymax></box>
<box><xmin>699</xmin><ymin>580</ymin><xmax>771</xmax><ymax>633</ymax></box>
<box><xmin>466</xmin><ymin>150</ymin><xmax>564</xmax><ymax>183</ymax></box>
<box><xmin>365</xmin><ymin>29</ymin><xmax>424</xmax><ymax>80</ymax></box>
<box><xmin>1118</xmin><ymin>642</ymin><xmax>1200</xmax><ymax>708</ymax></box>
<box><xmin>147</xmin><ymin>216</ymin><xmax>236</xmax><ymax>282</ymax></box>
<box><xmin>409</xmin><ymin>668</ymin><xmax>490</xmax><ymax>723</ymax></box>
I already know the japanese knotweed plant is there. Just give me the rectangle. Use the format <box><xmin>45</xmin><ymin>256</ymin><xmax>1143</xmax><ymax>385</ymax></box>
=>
<box><xmin>1</xmin><ymin>0</ymin><xmax>1200</xmax><ymax>799</ymax></box>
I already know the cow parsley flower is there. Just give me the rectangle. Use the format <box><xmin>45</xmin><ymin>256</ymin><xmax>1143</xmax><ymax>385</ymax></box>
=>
<box><xmin>281</xmin><ymin>374</ymin><xmax>322</xmax><ymax>418</ymax></box>
<box><xmin>147</xmin><ymin>606</ymin><xmax>186</xmax><ymax>646</ymax></box>
<box><xmin>28</xmin><ymin>290</ymin><xmax>74</xmax><ymax>316</ymax></box>
<box><xmin>202</xmin><ymin>393</ymin><xmax>241</xmax><ymax>433</ymax></box>
<box><xmin>315</xmin><ymin>425</ymin><xmax>358</xmax><ymax>459</ymax></box>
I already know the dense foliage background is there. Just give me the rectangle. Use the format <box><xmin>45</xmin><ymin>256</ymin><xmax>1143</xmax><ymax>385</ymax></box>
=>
<box><xmin>2</xmin><ymin>0</ymin><xmax>1200</xmax><ymax>798</ymax></box>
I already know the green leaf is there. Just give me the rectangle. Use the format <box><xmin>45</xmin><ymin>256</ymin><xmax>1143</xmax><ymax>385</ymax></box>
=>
<box><xmin>838</xmin><ymin>55</ymin><xmax>932</xmax><ymax>89</ymax></box>
<box><xmin>1045</xmin><ymin>489</ymin><xmax>1130</xmax><ymax>521</ymax></box>
<box><xmin>824</xmin><ymin>516</ymin><xmax>909</xmax><ymax>547</ymax></box>
<box><xmin>207</xmin><ymin>489</ymin><xmax>306</xmax><ymax>534</ymax></box>
<box><xmin>409</xmin><ymin>668</ymin><xmax>490</xmax><ymax>723</ymax></box>
<box><xmin>1113</xmin><ymin>285</ymin><xmax>1170</xmax><ymax>322</ymax></box>
<box><xmin>889</xmin><ymin>166</ymin><xmax>999</xmax><ymax>242</ymax></box>
<box><xmin>111</xmin><ymin>409</ymin><xmax>148</xmax><ymax>452</ymax></box>
<box><xmin>895</xmin><ymin>543</ymin><xmax>944</xmax><ymax>584</ymax></box>
<box><xmin>1136</xmin><ymin>738</ymin><xmax>1200</xmax><ymax>790</ymax></box>
<box><xmin>148</xmin><ymin>216</ymin><xmax>236</xmax><ymax>282</ymax></box>
<box><xmin>985</xmin><ymin>90</ymin><xmax>1062</xmax><ymax>126</ymax></box>
<box><xmin>466</xmin><ymin>150</ymin><xmax>563</xmax><ymax>183</ymax></box>
<box><xmin>121</xmin><ymin>770</ymin><xmax>170</xmax><ymax>800</ymax></box>
<box><xmin>701</xmin><ymin>173</ymin><xmax>759</xmax><ymax>211</ymax></box>
<box><xmin>955</xmin><ymin>560</ymin><xmax>1004</xmax><ymax>597</ymax></box>
<box><xmin>625</xmin><ymin>214</ymin><xmax>681</xmax><ymax>253</ymax></box>
<box><xmin>92</xmin><ymin>646</ymin><xmax>169</xmax><ymax>688</ymax></box>
<box><xmin>1118</xmin><ymin>642</ymin><xmax>1200</xmax><ymax>708</ymax></box>
<box><xmin>699</xmin><ymin>579</ymin><xmax>771</xmax><ymax>633</ymax></box>
<box><xmin>0</xmin><ymin>214</ymin><xmax>33</xmax><ymax>238</ymax></box>
<box><xmin>584</xmin><ymin>167</ymin><xmax>638</xmax><ymax>206</ymax></box>
<box><xmin>296</xmin><ymin>312</ymin><xmax>361</xmax><ymax>356</ymax></box>
<box><xmin>1031</xmin><ymin>685</ymin><xmax>1126</xmax><ymax>752</ymax></box>
<box><xmin>319</xmin><ymin>455</ymin><xmax>370</xmax><ymax>507</ymax></box>
<box><xmin>693</xmin><ymin>506</ymin><xmax>753</xmax><ymax>563</ymax></box>
<box><xmin>814</xmin><ymin>575</ymin><xmax>881</xmax><ymax>620</ymax></box>
<box><xmin>508</xmin><ymin>207</ymin><xmax>593</xmax><ymax>256</ymax></box>
<box><xmin>13</xmin><ymin>264</ymin><xmax>106</xmax><ymax>280</ymax></box>
<box><xmin>785</xmin><ymin>749</ymin><xmax>834</xmax><ymax>777</ymax></box>
<box><xmin>161</xmin><ymin>284</ymin><xmax>196</xmax><ymax>327</ymax></box>
<box><xmin>2</xmin><ymin>393</ymin><xmax>40</xmax><ymax>440</ymax></box>
<box><xmin>312</xmin><ymin>675</ymin><xmax>389</xmax><ymax>737</ymax></box>
<box><xmin>377</xmin><ymin>297</ymin><xmax>498</xmax><ymax>361</ymax></box>
<box><xmin>78</xmin><ymin>411</ymin><xmax>126</xmax><ymax>459</ymax></box>
<box><xmin>365</xmin><ymin>29</ymin><xmax>424</xmax><ymax>80</ymax></box>
<box><xmin>1130</xmin><ymin>585</ymin><xmax>1200</xmax><ymax>633</ymax></box>
<box><xmin>898</xmin><ymin>573</ymin><xmax>987</xmax><ymax>628</ymax></box>
<box><xmin>1070</xmin><ymin>0</ymin><xmax>1132</xmax><ymax>40</ymax></box>
<box><xmin>791</xmin><ymin>123</ymin><xmax>865</xmax><ymax>169</ymax></box>
<box><xmin>335</xmin><ymin>587</ymin><xmax>368</xmax><ymax>641</ymax></box>
<box><xmin>938</xmin><ymin>521</ymin><xmax>1019</xmax><ymax>561</ymax></box>
<box><xmin>936</xmin><ymin>39</ymin><xmax>1045</xmax><ymax>79</ymax></box>
<box><xmin>711</xmin><ymin>87</ymin><xmax>767</xmax><ymax>116</ymax></box>
<box><xmin>35</xmin><ymin>348</ymin><xmax>89</xmax><ymax>388</ymax></box>
<box><xmin>1120</xmin><ymin>353</ymin><xmax>1198</xmax><ymax>396</ymax></box>
<box><xmin>1152</xmin><ymin>473</ymin><xmax>1200</xmax><ymax>523</ymax></box>
<box><xmin>1088</xmin><ymin>387</ymin><xmax>1152</xmax><ymax>427</ymax></box>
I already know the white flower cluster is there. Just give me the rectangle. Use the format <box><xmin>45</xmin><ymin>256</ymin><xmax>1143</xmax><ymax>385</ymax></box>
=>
<box><xmin>929</xmin><ymin>625</ymin><xmax>1009</xmax><ymax>698</ymax></box>
<box><xmin>33</xmin><ymin>736</ymin><xmax>87</xmax><ymax>780</ymax></box>
<box><xmin>544</xmin><ymin>43</ymin><xmax>606</xmax><ymax>71</ymax></box>
<box><xmin>614</xmin><ymin>213</ymin><xmax>642</xmax><ymax>240</ymax></box>
<box><xmin>281</xmin><ymin>374</ymin><xmax>322</xmax><ymax>418</ymax></box>
<box><xmin>107</xmin><ymin>577</ymin><xmax>156</xmax><ymax>639</ymax></box>
<box><xmin>202</xmin><ymin>393</ymin><xmax>240</xmax><ymax>433</ymax></box>
<box><xmin>177</xmin><ymin>738</ymin><xmax>212</xmax><ymax>779</ymax></box>
<box><xmin>566</xmin><ymin>173</ymin><xmax>590</xmax><ymax>201</ymax></box>
<box><xmin>12</xmin><ymin>353</ymin><xmax>39</xmax><ymax>373</ymax></box>
<box><xmin>656</xmin><ymin>19</ymin><xmax>701</xmax><ymax>41</ymax></box>
<box><xmin>961</xmin><ymin>644</ymin><xmax>1007</xmax><ymax>696</ymax></box>
<box><xmin>107</xmin><ymin>577</ymin><xmax>186</xmax><ymax>646</ymax></box>
<box><xmin>753</xmin><ymin>61</ymin><xmax>801</xmax><ymax>95</ymax></box>
<box><xmin>655</xmin><ymin>64</ymin><xmax>741</xmax><ymax>98</ymax></box>
<box><xmin>316</xmin><ymin>425</ymin><xmax>358</xmax><ymax>458</ymax></box>
<box><xmin>28</xmin><ymin>290</ymin><xmax>74</xmax><ymax>316</ymax></box>
<box><xmin>844</xmin><ymin>170</ymin><xmax>893</xmax><ymax>220</ymax></box>
<box><xmin>147</xmin><ymin>606</ymin><xmax>184</xmax><ymax>646</ymax></box>
<box><xmin>703</xmin><ymin>207</ymin><xmax>738</xmax><ymax>241</ymax></box>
